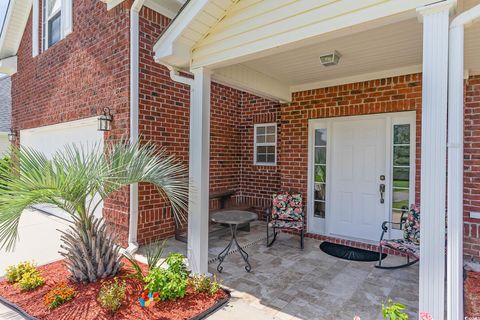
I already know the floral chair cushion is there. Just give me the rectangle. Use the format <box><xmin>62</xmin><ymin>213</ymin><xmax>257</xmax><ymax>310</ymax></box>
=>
<box><xmin>268</xmin><ymin>219</ymin><xmax>303</xmax><ymax>230</ymax></box>
<box><xmin>403</xmin><ymin>204</ymin><xmax>420</xmax><ymax>245</ymax></box>
<box><xmin>380</xmin><ymin>239</ymin><xmax>420</xmax><ymax>258</ymax></box>
<box><xmin>271</xmin><ymin>192</ymin><xmax>304</xmax><ymax>221</ymax></box>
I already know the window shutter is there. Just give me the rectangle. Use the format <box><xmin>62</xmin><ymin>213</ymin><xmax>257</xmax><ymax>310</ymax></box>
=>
<box><xmin>32</xmin><ymin>0</ymin><xmax>39</xmax><ymax>57</ymax></box>
<box><xmin>61</xmin><ymin>0</ymin><xmax>73</xmax><ymax>36</ymax></box>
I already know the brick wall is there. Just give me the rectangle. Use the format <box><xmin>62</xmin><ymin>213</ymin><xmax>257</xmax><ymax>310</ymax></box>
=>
<box><xmin>464</xmin><ymin>75</ymin><xmax>480</xmax><ymax>262</ymax></box>
<box><xmin>11</xmin><ymin>0</ymin><xmax>132</xmax><ymax>244</ymax></box>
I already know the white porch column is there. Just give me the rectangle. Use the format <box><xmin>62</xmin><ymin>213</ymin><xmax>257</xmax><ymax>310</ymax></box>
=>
<box><xmin>187</xmin><ymin>67</ymin><xmax>211</xmax><ymax>274</ymax></box>
<box><xmin>417</xmin><ymin>2</ymin><xmax>455</xmax><ymax>318</ymax></box>
<box><xmin>448</xmin><ymin>5</ymin><xmax>480</xmax><ymax>320</ymax></box>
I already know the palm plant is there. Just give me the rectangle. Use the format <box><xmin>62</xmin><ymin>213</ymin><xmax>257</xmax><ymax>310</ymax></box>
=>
<box><xmin>0</xmin><ymin>141</ymin><xmax>188</xmax><ymax>283</ymax></box>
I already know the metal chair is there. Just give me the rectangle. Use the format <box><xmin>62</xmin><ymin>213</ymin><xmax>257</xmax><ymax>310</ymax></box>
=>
<box><xmin>376</xmin><ymin>204</ymin><xmax>420</xmax><ymax>269</ymax></box>
<box><xmin>266</xmin><ymin>192</ymin><xmax>305</xmax><ymax>250</ymax></box>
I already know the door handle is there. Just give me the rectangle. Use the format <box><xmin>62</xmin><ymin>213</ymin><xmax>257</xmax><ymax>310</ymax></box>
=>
<box><xmin>379</xmin><ymin>184</ymin><xmax>385</xmax><ymax>204</ymax></box>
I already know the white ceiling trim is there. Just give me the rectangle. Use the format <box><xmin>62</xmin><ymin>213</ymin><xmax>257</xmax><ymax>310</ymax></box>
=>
<box><xmin>290</xmin><ymin>64</ymin><xmax>422</xmax><ymax>93</ymax></box>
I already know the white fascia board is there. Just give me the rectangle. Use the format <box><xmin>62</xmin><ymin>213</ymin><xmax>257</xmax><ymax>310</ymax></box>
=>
<box><xmin>290</xmin><ymin>65</ymin><xmax>422</xmax><ymax>93</ymax></box>
<box><xmin>153</xmin><ymin>0</ymin><xmax>210</xmax><ymax>67</ymax></box>
<box><xmin>191</xmin><ymin>0</ymin><xmax>443</xmax><ymax>69</ymax></box>
<box><xmin>0</xmin><ymin>56</ymin><xmax>17</xmax><ymax>75</ymax></box>
<box><xmin>213</xmin><ymin>64</ymin><xmax>291</xmax><ymax>102</ymax></box>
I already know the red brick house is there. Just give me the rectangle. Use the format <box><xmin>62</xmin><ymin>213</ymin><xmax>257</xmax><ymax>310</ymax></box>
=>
<box><xmin>1</xmin><ymin>0</ymin><xmax>480</xmax><ymax>317</ymax></box>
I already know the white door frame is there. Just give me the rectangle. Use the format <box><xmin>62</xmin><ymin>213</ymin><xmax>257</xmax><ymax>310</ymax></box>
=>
<box><xmin>307</xmin><ymin>111</ymin><xmax>416</xmax><ymax>241</ymax></box>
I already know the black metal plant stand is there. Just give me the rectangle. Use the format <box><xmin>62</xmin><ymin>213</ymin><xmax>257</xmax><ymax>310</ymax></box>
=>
<box><xmin>217</xmin><ymin>223</ymin><xmax>251</xmax><ymax>273</ymax></box>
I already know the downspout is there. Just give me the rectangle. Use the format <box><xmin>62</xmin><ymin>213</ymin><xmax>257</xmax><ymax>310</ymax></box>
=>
<box><xmin>447</xmin><ymin>5</ymin><xmax>480</xmax><ymax>320</ymax></box>
<box><xmin>126</xmin><ymin>0</ymin><xmax>145</xmax><ymax>254</ymax></box>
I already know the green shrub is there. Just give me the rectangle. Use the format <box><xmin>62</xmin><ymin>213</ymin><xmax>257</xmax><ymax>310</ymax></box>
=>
<box><xmin>382</xmin><ymin>299</ymin><xmax>409</xmax><ymax>320</ymax></box>
<box><xmin>144</xmin><ymin>267</ymin><xmax>187</xmax><ymax>301</ymax></box>
<box><xmin>98</xmin><ymin>278</ymin><xmax>126</xmax><ymax>312</ymax></box>
<box><xmin>5</xmin><ymin>261</ymin><xmax>44</xmax><ymax>291</ymax></box>
<box><xmin>189</xmin><ymin>274</ymin><xmax>221</xmax><ymax>295</ymax></box>
<box><xmin>5</xmin><ymin>261</ymin><xmax>37</xmax><ymax>283</ymax></box>
<box><xmin>144</xmin><ymin>252</ymin><xmax>188</xmax><ymax>301</ymax></box>
<box><xmin>165</xmin><ymin>252</ymin><xmax>188</xmax><ymax>278</ymax></box>
<box><xmin>44</xmin><ymin>283</ymin><xmax>75</xmax><ymax>310</ymax></box>
<box><xmin>16</xmin><ymin>270</ymin><xmax>45</xmax><ymax>291</ymax></box>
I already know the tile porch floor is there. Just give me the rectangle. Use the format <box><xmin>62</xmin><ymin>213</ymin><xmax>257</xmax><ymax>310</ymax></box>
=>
<box><xmin>139</xmin><ymin>221</ymin><xmax>419</xmax><ymax>320</ymax></box>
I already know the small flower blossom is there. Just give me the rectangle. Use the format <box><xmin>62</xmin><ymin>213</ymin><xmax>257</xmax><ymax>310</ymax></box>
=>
<box><xmin>353</xmin><ymin>316</ymin><xmax>361</xmax><ymax>320</ymax></box>
<box><xmin>420</xmin><ymin>311</ymin><xmax>433</xmax><ymax>320</ymax></box>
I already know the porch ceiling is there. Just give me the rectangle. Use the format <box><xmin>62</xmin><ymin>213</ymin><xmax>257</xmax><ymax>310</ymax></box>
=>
<box><xmin>215</xmin><ymin>13</ymin><xmax>480</xmax><ymax>95</ymax></box>
<box><xmin>237</xmin><ymin>18</ymin><xmax>423</xmax><ymax>92</ymax></box>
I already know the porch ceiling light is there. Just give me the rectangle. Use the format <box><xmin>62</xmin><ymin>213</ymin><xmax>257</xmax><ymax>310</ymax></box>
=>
<box><xmin>320</xmin><ymin>51</ymin><xmax>341</xmax><ymax>67</ymax></box>
<box><xmin>7</xmin><ymin>128</ymin><xmax>16</xmax><ymax>142</ymax></box>
<box><xmin>98</xmin><ymin>107</ymin><xmax>113</xmax><ymax>132</ymax></box>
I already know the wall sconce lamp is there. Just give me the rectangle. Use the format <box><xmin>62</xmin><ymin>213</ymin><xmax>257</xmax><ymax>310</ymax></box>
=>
<box><xmin>7</xmin><ymin>128</ymin><xmax>16</xmax><ymax>142</ymax></box>
<box><xmin>98</xmin><ymin>107</ymin><xmax>113</xmax><ymax>132</ymax></box>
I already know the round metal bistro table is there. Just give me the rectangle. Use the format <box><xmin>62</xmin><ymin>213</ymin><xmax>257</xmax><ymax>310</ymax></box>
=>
<box><xmin>210</xmin><ymin>210</ymin><xmax>258</xmax><ymax>273</ymax></box>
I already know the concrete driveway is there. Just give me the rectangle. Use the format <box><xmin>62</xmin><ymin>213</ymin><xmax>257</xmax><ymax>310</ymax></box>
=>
<box><xmin>0</xmin><ymin>209</ymin><xmax>69</xmax><ymax>276</ymax></box>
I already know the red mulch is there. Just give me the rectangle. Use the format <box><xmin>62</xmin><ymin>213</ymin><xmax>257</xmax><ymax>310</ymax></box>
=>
<box><xmin>0</xmin><ymin>260</ymin><xmax>227</xmax><ymax>320</ymax></box>
<box><xmin>465</xmin><ymin>271</ymin><xmax>480</xmax><ymax>317</ymax></box>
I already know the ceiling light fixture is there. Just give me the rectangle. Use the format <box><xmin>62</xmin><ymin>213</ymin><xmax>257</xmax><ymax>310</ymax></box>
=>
<box><xmin>320</xmin><ymin>51</ymin><xmax>341</xmax><ymax>67</ymax></box>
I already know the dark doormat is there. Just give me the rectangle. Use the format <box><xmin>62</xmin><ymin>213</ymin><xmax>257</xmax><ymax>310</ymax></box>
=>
<box><xmin>320</xmin><ymin>241</ymin><xmax>387</xmax><ymax>262</ymax></box>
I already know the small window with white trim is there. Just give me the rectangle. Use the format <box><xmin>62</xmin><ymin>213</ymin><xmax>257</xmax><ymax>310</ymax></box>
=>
<box><xmin>254</xmin><ymin>123</ymin><xmax>277</xmax><ymax>165</ymax></box>
<box><xmin>43</xmin><ymin>0</ymin><xmax>62</xmax><ymax>49</ymax></box>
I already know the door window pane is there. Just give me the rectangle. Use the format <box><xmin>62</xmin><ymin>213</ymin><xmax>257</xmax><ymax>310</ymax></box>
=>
<box><xmin>391</xmin><ymin>124</ymin><xmax>411</xmax><ymax>229</ymax></box>
<box><xmin>313</xmin><ymin>128</ymin><xmax>327</xmax><ymax>219</ymax></box>
<box><xmin>392</xmin><ymin>188</ymin><xmax>409</xmax><ymax>209</ymax></box>
<box><xmin>393</xmin><ymin>167</ymin><xmax>409</xmax><ymax>187</ymax></box>
<box><xmin>393</xmin><ymin>146</ymin><xmax>410</xmax><ymax>166</ymax></box>
<box><xmin>314</xmin><ymin>201</ymin><xmax>326</xmax><ymax>218</ymax></box>
<box><xmin>315</xmin><ymin>147</ymin><xmax>327</xmax><ymax>165</ymax></box>
<box><xmin>315</xmin><ymin>165</ymin><xmax>326</xmax><ymax>183</ymax></box>
<box><xmin>315</xmin><ymin>129</ymin><xmax>327</xmax><ymax>146</ymax></box>
<box><xmin>314</xmin><ymin>183</ymin><xmax>326</xmax><ymax>201</ymax></box>
<box><xmin>393</xmin><ymin>124</ymin><xmax>410</xmax><ymax>144</ymax></box>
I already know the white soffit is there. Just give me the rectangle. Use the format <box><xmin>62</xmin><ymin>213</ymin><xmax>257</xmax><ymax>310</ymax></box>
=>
<box><xmin>0</xmin><ymin>0</ymin><xmax>32</xmax><ymax>60</ymax></box>
<box><xmin>231</xmin><ymin>18</ymin><xmax>423</xmax><ymax>92</ymax></box>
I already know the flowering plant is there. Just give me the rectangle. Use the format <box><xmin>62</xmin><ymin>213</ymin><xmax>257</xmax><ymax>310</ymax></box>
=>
<box><xmin>44</xmin><ymin>283</ymin><xmax>75</xmax><ymax>310</ymax></box>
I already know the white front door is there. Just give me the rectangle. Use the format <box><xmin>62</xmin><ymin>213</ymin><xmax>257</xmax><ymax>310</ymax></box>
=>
<box><xmin>329</xmin><ymin>118</ymin><xmax>386</xmax><ymax>241</ymax></box>
<box><xmin>307</xmin><ymin>112</ymin><xmax>416</xmax><ymax>242</ymax></box>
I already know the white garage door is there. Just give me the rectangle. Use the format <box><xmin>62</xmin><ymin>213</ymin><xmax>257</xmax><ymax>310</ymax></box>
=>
<box><xmin>20</xmin><ymin>117</ymin><xmax>104</xmax><ymax>221</ymax></box>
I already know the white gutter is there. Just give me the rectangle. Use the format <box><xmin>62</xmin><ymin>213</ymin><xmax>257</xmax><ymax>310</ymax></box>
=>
<box><xmin>126</xmin><ymin>0</ymin><xmax>145</xmax><ymax>254</ymax></box>
<box><xmin>166</xmin><ymin>65</ymin><xmax>193</xmax><ymax>86</ymax></box>
<box><xmin>447</xmin><ymin>5</ymin><xmax>480</xmax><ymax>320</ymax></box>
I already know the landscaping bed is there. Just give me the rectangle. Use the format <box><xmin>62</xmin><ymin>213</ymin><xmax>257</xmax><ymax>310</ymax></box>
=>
<box><xmin>465</xmin><ymin>270</ymin><xmax>480</xmax><ymax>317</ymax></box>
<box><xmin>0</xmin><ymin>260</ymin><xmax>229</xmax><ymax>320</ymax></box>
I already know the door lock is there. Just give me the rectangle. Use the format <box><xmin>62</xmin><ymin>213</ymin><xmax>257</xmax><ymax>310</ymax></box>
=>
<box><xmin>379</xmin><ymin>184</ymin><xmax>386</xmax><ymax>204</ymax></box>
